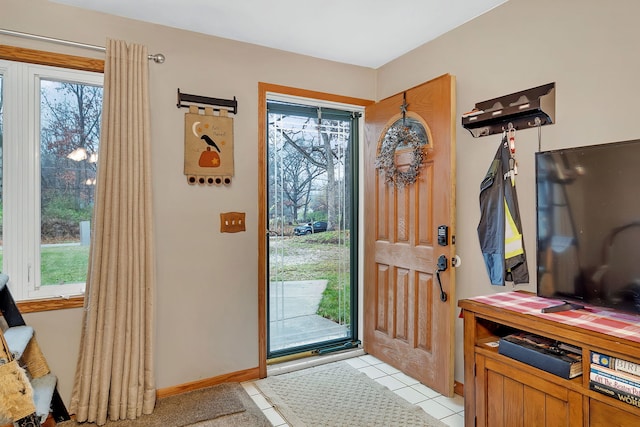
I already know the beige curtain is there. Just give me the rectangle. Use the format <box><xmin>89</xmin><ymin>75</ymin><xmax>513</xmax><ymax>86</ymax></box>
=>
<box><xmin>69</xmin><ymin>39</ymin><xmax>156</xmax><ymax>425</ymax></box>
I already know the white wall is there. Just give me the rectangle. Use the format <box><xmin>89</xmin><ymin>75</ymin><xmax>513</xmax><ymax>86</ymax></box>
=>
<box><xmin>377</xmin><ymin>0</ymin><xmax>640</xmax><ymax>382</ymax></box>
<box><xmin>1</xmin><ymin>0</ymin><xmax>375</xmax><ymax>402</ymax></box>
<box><xmin>4</xmin><ymin>0</ymin><xmax>640</xmax><ymax>403</ymax></box>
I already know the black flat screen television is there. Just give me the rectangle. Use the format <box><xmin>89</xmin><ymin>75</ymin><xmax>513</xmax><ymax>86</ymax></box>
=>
<box><xmin>536</xmin><ymin>139</ymin><xmax>640</xmax><ymax>314</ymax></box>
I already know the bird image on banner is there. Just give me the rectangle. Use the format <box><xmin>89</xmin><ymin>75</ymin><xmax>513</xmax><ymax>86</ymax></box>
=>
<box><xmin>201</xmin><ymin>135</ymin><xmax>221</xmax><ymax>153</ymax></box>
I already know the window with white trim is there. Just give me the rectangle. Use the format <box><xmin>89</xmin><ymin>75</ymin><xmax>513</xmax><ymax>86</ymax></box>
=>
<box><xmin>0</xmin><ymin>59</ymin><xmax>103</xmax><ymax>300</ymax></box>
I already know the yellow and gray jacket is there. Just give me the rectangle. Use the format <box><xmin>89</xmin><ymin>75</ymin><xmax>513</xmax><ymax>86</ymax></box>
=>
<box><xmin>477</xmin><ymin>135</ymin><xmax>529</xmax><ymax>285</ymax></box>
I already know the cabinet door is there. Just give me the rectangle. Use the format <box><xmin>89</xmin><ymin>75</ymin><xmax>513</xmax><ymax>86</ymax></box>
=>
<box><xmin>590</xmin><ymin>398</ymin><xmax>640</xmax><ymax>427</ymax></box>
<box><xmin>476</xmin><ymin>354</ymin><xmax>583</xmax><ymax>427</ymax></box>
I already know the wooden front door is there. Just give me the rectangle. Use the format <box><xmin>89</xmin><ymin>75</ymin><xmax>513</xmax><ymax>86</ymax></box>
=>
<box><xmin>363</xmin><ymin>74</ymin><xmax>456</xmax><ymax>395</ymax></box>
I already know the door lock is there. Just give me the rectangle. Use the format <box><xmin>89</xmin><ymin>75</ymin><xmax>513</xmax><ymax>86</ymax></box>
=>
<box><xmin>437</xmin><ymin>225</ymin><xmax>449</xmax><ymax>246</ymax></box>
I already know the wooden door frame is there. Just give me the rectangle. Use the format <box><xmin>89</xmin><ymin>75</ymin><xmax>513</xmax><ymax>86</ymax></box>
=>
<box><xmin>257</xmin><ymin>83</ymin><xmax>372</xmax><ymax>377</ymax></box>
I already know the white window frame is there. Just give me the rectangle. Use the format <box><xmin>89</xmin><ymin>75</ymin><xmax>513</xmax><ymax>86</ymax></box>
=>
<box><xmin>1</xmin><ymin>59</ymin><xmax>103</xmax><ymax>300</ymax></box>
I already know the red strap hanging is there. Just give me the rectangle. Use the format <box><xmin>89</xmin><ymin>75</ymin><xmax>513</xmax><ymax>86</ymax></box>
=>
<box><xmin>507</xmin><ymin>124</ymin><xmax>518</xmax><ymax>176</ymax></box>
<box><xmin>508</xmin><ymin>124</ymin><xmax>516</xmax><ymax>155</ymax></box>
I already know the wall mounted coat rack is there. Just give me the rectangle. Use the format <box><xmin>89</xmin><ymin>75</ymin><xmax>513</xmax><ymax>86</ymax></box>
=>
<box><xmin>462</xmin><ymin>82</ymin><xmax>555</xmax><ymax>137</ymax></box>
<box><xmin>177</xmin><ymin>88</ymin><xmax>238</xmax><ymax>115</ymax></box>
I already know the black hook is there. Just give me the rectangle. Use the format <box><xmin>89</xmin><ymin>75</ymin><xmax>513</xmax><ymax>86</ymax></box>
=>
<box><xmin>400</xmin><ymin>92</ymin><xmax>408</xmax><ymax>126</ymax></box>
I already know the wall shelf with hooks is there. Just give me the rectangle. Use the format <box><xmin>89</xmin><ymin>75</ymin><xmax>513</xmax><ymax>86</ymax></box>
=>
<box><xmin>177</xmin><ymin>88</ymin><xmax>238</xmax><ymax>115</ymax></box>
<box><xmin>462</xmin><ymin>82</ymin><xmax>555</xmax><ymax>137</ymax></box>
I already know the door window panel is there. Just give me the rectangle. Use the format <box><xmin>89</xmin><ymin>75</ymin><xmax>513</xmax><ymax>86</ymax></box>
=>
<box><xmin>267</xmin><ymin>99</ymin><xmax>360</xmax><ymax>357</ymax></box>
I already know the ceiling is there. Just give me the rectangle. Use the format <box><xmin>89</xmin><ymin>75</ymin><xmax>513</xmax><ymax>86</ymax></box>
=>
<box><xmin>51</xmin><ymin>0</ymin><xmax>507</xmax><ymax>68</ymax></box>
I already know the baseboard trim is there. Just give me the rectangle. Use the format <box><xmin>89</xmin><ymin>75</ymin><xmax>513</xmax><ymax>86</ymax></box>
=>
<box><xmin>454</xmin><ymin>380</ymin><xmax>464</xmax><ymax>397</ymax></box>
<box><xmin>156</xmin><ymin>366</ymin><xmax>261</xmax><ymax>399</ymax></box>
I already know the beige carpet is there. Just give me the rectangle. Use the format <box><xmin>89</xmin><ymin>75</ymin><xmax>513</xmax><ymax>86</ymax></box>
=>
<box><xmin>58</xmin><ymin>382</ymin><xmax>270</xmax><ymax>427</ymax></box>
<box><xmin>255</xmin><ymin>361</ymin><xmax>448</xmax><ymax>427</ymax></box>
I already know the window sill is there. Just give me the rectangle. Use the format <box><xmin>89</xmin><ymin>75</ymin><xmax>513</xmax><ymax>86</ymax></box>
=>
<box><xmin>16</xmin><ymin>296</ymin><xmax>84</xmax><ymax>314</ymax></box>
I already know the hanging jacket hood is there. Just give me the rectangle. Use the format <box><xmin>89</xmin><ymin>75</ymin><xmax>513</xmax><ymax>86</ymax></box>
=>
<box><xmin>477</xmin><ymin>135</ymin><xmax>529</xmax><ymax>286</ymax></box>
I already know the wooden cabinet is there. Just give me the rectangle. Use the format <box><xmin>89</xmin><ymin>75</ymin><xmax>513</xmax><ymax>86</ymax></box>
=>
<box><xmin>459</xmin><ymin>292</ymin><xmax>640</xmax><ymax>427</ymax></box>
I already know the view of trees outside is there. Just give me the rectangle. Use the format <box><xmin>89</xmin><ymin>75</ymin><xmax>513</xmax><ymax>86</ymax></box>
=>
<box><xmin>0</xmin><ymin>65</ymin><xmax>103</xmax><ymax>294</ymax></box>
<box><xmin>39</xmin><ymin>79</ymin><xmax>103</xmax><ymax>285</ymax></box>
<box><xmin>267</xmin><ymin>104</ymin><xmax>355</xmax><ymax>354</ymax></box>
<box><xmin>268</xmin><ymin>111</ymin><xmax>352</xmax><ymax>233</ymax></box>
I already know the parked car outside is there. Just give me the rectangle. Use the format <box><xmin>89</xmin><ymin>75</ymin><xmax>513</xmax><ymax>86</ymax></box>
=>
<box><xmin>293</xmin><ymin>221</ymin><xmax>328</xmax><ymax>235</ymax></box>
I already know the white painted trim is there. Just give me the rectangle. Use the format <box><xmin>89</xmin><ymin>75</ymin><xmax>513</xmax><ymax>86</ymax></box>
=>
<box><xmin>1</xmin><ymin>59</ymin><xmax>102</xmax><ymax>300</ymax></box>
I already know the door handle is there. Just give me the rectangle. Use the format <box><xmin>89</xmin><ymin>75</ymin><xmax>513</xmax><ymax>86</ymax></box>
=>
<box><xmin>435</xmin><ymin>255</ymin><xmax>448</xmax><ymax>302</ymax></box>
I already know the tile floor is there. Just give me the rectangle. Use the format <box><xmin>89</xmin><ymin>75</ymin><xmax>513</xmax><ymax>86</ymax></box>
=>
<box><xmin>242</xmin><ymin>352</ymin><xmax>465</xmax><ymax>426</ymax></box>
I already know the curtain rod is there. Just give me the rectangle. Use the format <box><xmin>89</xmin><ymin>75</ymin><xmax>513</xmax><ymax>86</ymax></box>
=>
<box><xmin>0</xmin><ymin>28</ymin><xmax>165</xmax><ymax>63</ymax></box>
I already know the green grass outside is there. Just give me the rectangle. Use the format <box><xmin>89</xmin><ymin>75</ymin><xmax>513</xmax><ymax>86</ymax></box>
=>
<box><xmin>270</xmin><ymin>231</ymin><xmax>351</xmax><ymax>324</ymax></box>
<box><xmin>41</xmin><ymin>245</ymin><xmax>90</xmax><ymax>285</ymax></box>
<box><xmin>316</xmin><ymin>271</ymin><xmax>351</xmax><ymax>325</ymax></box>
<box><xmin>0</xmin><ymin>245</ymin><xmax>89</xmax><ymax>285</ymax></box>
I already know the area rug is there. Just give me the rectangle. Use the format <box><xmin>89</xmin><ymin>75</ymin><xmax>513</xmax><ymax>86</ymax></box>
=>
<box><xmin>58</xmin><ymin>382</ymin><xmax>270</xmax><ymax>427</ymax></box>
<box><xmin>255</xmin><ymin>361</ymin><xmax>447</xmax><ymax>427</ymax></box>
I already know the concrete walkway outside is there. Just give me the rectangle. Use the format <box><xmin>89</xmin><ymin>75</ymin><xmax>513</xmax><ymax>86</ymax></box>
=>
<box><xmin>269</xmin><ymin>280</ymin><xmax>349</xmax><ymax>352</ymax></box>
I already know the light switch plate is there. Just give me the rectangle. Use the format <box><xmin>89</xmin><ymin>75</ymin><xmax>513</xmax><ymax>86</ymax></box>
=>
<box><xmin>220</xmin><ymin>212</ymin><xmax>246</xmax><ymax>233</ymax></box>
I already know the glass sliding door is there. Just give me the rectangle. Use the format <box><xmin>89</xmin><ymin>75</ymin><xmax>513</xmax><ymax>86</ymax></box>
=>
<box><xmin>266</xmin><ymin>99</ymin><xmax>359</xmax><ymax>358</ymax></box>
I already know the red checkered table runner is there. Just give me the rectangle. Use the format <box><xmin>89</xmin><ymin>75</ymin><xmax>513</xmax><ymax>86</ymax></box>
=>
<box><xmin>469</xmin><ymin>291</ymin><xmax>640</xmax><ymax>344</ymax></box>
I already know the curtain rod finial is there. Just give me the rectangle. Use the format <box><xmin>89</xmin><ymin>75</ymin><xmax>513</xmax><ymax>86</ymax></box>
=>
<box><xmin>149</xmin><ymin>53</ymin><xmax>165</xmax><ymax>64</ymax></box>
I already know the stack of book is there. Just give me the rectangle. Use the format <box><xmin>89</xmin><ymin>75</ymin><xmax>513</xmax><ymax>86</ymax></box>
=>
<box><xmin>498</xmin><ymin>332</ymin><xmax>582</xmax><ymax>379</ymax></box>
<box><xmin>590</xmin><ymin>351</ymin><xmax>640</xmax><ymax>409</ymax></box>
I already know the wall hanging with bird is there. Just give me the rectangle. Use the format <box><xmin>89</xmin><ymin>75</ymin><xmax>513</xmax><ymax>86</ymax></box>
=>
<box><xmin>184</xmin><ymin>105</ymin><xmax>234</xmax><ymax>185</ymax></box>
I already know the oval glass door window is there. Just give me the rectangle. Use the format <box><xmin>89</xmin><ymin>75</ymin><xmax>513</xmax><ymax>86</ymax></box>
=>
<box><xmin>387</xmin><ymin>117</ymin><xmax>429</xmax><ymax>150</ymax></box>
